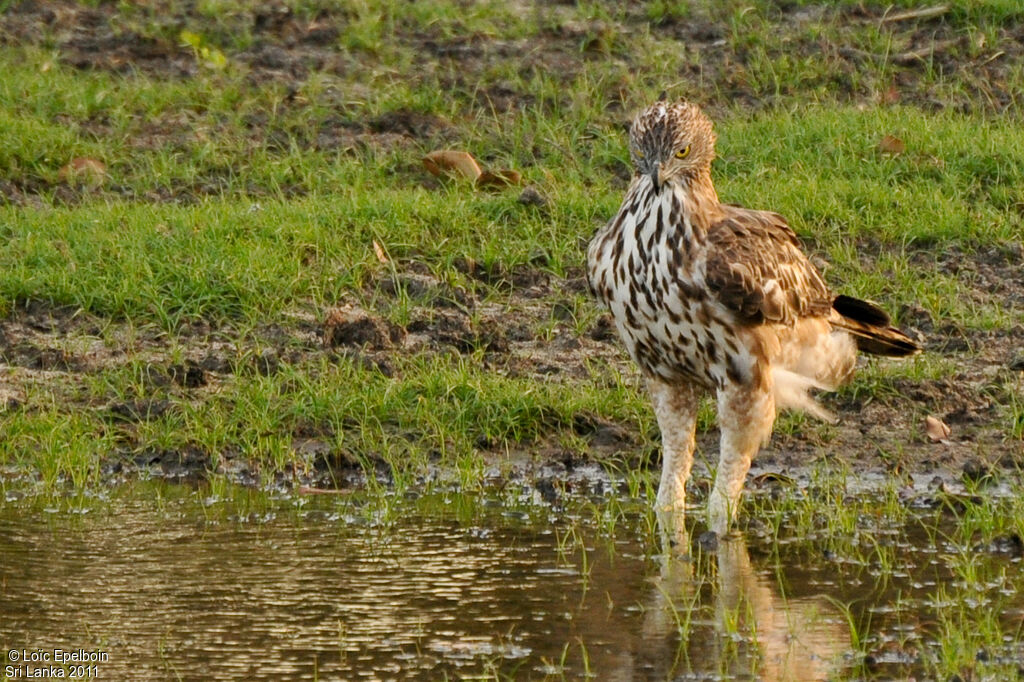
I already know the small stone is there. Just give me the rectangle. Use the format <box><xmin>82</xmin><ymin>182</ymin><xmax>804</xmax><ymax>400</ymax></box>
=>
<box><xmin>518</xmin><ymin>186</ymin><xmax>547</xmax><ymax>207</ymax></box>
<box><xmin>962</xmin><ymin>458</ymin><xmax>992</xmax><ymax>482</ymax></box>
<box><xmin>535</xmin><ymin>478</ymin><xmax>558</xmax><ymax>503</ymax></box>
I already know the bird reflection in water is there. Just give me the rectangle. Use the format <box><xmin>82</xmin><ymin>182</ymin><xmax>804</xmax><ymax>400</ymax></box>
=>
<box><xmin>640</xmin><ymin>510</ymin><xmax>851</xmax><ymax>681</ymax></box>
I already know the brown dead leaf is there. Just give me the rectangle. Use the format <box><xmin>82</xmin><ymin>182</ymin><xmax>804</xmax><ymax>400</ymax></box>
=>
<box><xmin>476</xmin><ymin>169</ymin><xmax>523</xmax><ymax>189</ymax></box>
<box><xmin>925</xmin><ymin>415</ymin><xmax>951</xmax><ymax>443</ymax></box>
<box><xmin>372</xmin><ymin>240</ymin><xmax>389</xmax><ymax>264</ymax></box>
<box><xmin>878</xmin><ymin>135</ymin><xmax>905</xmax><ymax>155</ymax></box>
<box><xmin>58</xmin><ymin>157</ymin><xmax>107</xmax><ymax>185</ymax></box>
<box><xmin>423</xmin><ymin>150</ymin><xmax>482</xmax><ymax>181</ymax></box>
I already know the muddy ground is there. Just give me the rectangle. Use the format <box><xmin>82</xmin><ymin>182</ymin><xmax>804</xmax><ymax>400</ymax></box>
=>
<box><xmin>5</xmin><ymin>0</ymin><xmax>1024</xmax><ymax>110</ymax></box>
<box><xmin>0</xmin><ymin>1</ymin><xmax>1022</xmax><ymax>496</ymax></box>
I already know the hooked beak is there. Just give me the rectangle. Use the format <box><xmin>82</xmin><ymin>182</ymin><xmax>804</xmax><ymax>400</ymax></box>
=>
<box><xmin>649</xmin><ymin>162</ymin><xmax>661</xmax><ymax>193</ymax></box>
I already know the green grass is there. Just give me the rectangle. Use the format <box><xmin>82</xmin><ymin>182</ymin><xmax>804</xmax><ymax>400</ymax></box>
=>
<box><xmin>3</xmin><ymin>350</ymin><xmax>657</xmax><ymax>491</ymax></box>
<box><xmin>3</xmin><ymin>100</ymin><xmax>1021</xmax><ymax>326</ymax></box>
<box><xmin>0</xmin><ymin>0</ymin><xmax>1020</xmax><ymax>489</ymax></box>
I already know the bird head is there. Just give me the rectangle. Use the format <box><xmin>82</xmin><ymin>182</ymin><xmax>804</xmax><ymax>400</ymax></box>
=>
<box><xmin>628</xmin><ymin>100</ymin><xmax>716</xmax><ymax>193</ymax></box>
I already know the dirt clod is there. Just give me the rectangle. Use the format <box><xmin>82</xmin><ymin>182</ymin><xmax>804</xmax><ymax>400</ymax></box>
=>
<box><xmin>961</xmin><ymin>457</ymin><xmax>993</xmax><ymax>482</ymax></box>
<box><xmin>572</xmin><ymin>413</ymin><xmax>634</xmax><ymax>450</ymax></box>
<box><xmin>109</xmin><ymin>399</ymin><xmax>172</xmax><ymax>423</ymax></box>
<box><xmin>406</xmin><ymin>311</ymin><xmax>507</xmax><ymax>354</ymax></box>
<box><xmin>374</xmin><ymin>111</ymin><xmax>452</xmax><ymax>139</ymax></box>
<box><xmin>0</xmin><ymin>387</ymin><xmax>24</xmax><ymax>412</ymax></box>
<box><xmin>323</xmin><ymin>306</ymin><xmax>403</xmax><ymax>350</ymax></box>
<box><xmin>199</xmin><ymin>353</ymin><xmax>232</xmax><ymax>374</ymax></box>
<box><xmin>589</xmin><ymin>315</ymin><xmax>617</xmax><ymax>342</ymax></box>
<box><xmin>551</xmin><ymin>301</ymin><xmax>574</xmax><ymax>321</ymax></box>
<box><xmin>168</xmin><ymin>362</ymin><xmax>207</xmax><ymax>388</ymax></box>
<box><xmin>518</xmin><ymin>186</ymin><xmax>548</xmax><ymax>208</ymax></box>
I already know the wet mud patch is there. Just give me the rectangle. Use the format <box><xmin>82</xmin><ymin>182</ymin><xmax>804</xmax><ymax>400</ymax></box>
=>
<box><xmin>1</xmin><ymin>2</ymin><xmax>195</xmax><ymax>77</ymax></box>
<box><xmin>2</xmin><ymin>342</ymin><xmax>85</xmax><ymax>372</ymax></box>
<box><xmin>130</xmin><ymin>446</ymin><xmax>212</xmax><ymax>482</ymax></box>
<box><xmin>405</xmin><ymin>311</ymin><xmax>509</xmax><ymax>355</ymax></box>
<box><xmin>107</xmin><ymin>398</ymin><xmax>173</xmax><ymax>423</ymax></box>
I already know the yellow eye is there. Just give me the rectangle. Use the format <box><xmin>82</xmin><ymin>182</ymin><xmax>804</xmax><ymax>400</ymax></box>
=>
<box><xmin>675</xmin><ymin>145</ymin><xmax>691</xmax><ymax>159</ymax></box>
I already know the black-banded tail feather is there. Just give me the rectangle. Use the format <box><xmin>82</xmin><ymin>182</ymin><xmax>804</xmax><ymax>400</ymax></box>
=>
<box><xmin>831</xmin><ymin>294</ymin><xmax>921</xmax><ymax>357</ymax></box>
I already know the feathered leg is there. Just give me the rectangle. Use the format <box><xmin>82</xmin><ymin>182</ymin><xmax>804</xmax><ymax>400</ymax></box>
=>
<box><xmin>707</xmin><ymin>377</ymin><xmax>775</xmax><ymax>536</ymax></box>
<box><xmin>648</xmin><ymin>379</ymin><xmax>700</xmax><ymax>519</ymax></box>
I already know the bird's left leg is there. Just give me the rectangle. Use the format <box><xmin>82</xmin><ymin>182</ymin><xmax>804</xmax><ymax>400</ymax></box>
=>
<box><xmin>707</xmin><ymin>377</ymin><xmax>775</xmax><ymax>536</ymax></box>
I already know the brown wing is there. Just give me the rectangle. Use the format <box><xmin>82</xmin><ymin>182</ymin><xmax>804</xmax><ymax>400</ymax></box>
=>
<box><xmin>705</xmin><ymin>207</ymin><xmax>833</xmax><ymax>324</ymax></box>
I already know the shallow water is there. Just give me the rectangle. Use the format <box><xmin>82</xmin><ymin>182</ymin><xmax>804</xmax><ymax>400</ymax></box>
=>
<box><xmin>1</xmin><ymin>480</ymin><xmax>1022</xmax><ymax>680</ymax></box>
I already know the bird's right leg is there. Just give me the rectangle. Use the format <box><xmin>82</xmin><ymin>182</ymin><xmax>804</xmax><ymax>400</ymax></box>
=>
<box><xmin>648</xmin><ymin>379</ymin><xmax>700</xmax><ymax>517</ymax></box>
